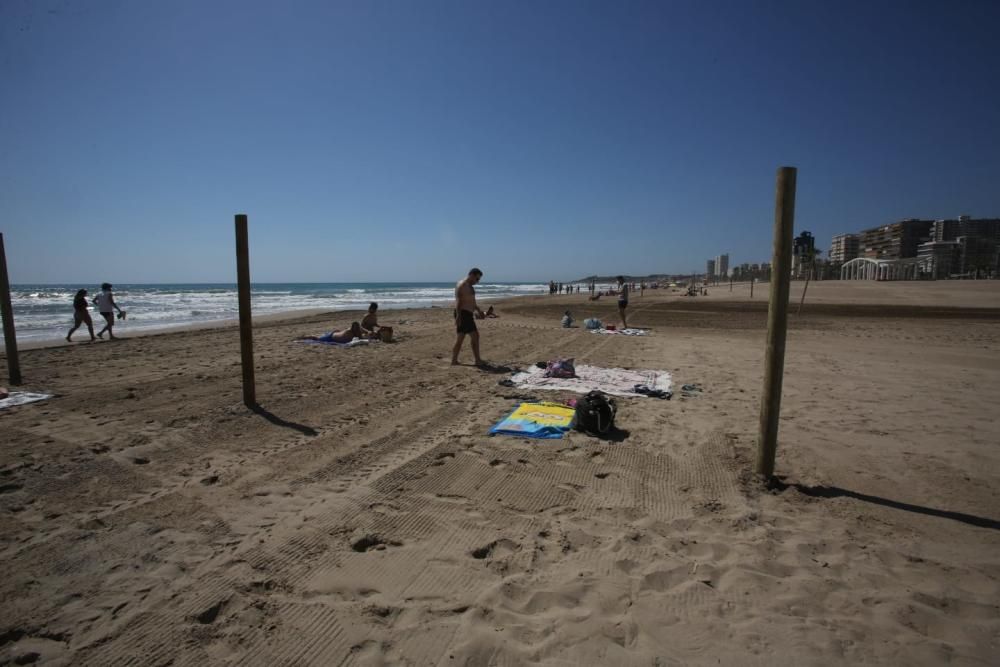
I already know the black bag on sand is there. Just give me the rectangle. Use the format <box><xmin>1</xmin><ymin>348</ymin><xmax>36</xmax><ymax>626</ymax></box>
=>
<box><xmin>575</xmin><ymin>391</ymin><xmax>617</xmax><ymax>435</ymax></box>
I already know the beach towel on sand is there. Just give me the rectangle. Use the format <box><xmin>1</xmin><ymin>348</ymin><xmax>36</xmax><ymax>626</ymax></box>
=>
<box><xmin>489</xmin><ymin>402</ymin><xmax>576</xmax><ymax>439</ymax></box>
<box><xmin>507</xmin><ymin>365</ymin><xmax>671</xmax><ymax>398</ymax></box>
<box><xmin>591</xmin><ymin>328</ymin><xmax>648</xmax><ymax>336</ymax></box>
<box><xmin>296</xmin><ymin>337</ymin><xmax>371</xmax><ymax>348</ymax></box>
<box><xmin>0</xmin><ymin>392</ymin><xmax>53</xmax><ymax>410</ymax></box>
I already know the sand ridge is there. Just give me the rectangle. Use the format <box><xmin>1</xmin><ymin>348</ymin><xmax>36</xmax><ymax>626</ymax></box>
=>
<box><xmin>1</xmin><ymin>281</ymin><xmax>999</xmax><ymax>665</ymax></box>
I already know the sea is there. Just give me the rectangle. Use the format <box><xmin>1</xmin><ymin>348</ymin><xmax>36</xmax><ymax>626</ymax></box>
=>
<box><xmin>3</xmin><ymin>282</ymin><xmax>548</xmax><ymax>345</ymax></box>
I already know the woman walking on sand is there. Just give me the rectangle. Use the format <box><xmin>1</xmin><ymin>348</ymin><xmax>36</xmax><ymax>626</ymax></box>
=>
<box><xmin>93</xmin><ymin>282</ymin><xmax>125</xmax><ymax>340</ymax></box>
<box><xmin>66</xmin><ymin>289</ymin><xmax>96</xmax><ymax>342</ymax></box>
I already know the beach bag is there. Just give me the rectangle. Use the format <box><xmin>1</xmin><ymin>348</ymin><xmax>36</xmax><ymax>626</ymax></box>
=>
<box><xmin>545</xmin><ymin>358</ymin><xmax>576</xmax><ymax>379</ymax></box>
<box><xmin>376</xmin><ymin>326</ymin><xmax>393</xmax><ymax>342</ymax></box>
<box><xmin>584</xmin><ymin>318</ymin><xmax>602</xmax><ymax>330</ymax></box>
<box><xmin>575</xmin><ymin>391</ymin><xmax>617</xmax><ymax>435</ymax></box>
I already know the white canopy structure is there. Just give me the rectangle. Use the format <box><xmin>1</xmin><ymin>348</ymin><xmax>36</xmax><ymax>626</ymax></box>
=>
<box><xmin>840</xmin><ymin>257</ymin><xmax>920</xmax><ymax>280</ymax></box>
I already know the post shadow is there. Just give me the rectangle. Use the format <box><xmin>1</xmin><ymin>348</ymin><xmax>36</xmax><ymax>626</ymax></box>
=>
<box><xmin>592</xmin><ymin>426</ymin><xmax>630</xmax><ymax>443</ymax></box>
<box><xmin>249</xmin><ymin>403</ymin><xmax>318</xmax><ymax>437</ymax></box>
<box><xmin>772</xmin><ymin>479</ymin><xmax>999</xmax><ymax>531</ymax></box>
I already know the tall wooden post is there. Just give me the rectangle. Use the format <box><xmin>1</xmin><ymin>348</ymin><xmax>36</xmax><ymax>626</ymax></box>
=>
<box><xmin>0</xmin><ymin>234</ymin><xmax>22</xmax><ymax>385</ymax></box>
<box><xmin>750</xmin><ymin>278</ymin><xmax>754</xmax><ymax>299</ymax></box>
<box><xmin>235</xmin><ymin>215</ymin><xmax>256</xmax><ymax>407</ymax></box>
<box><xmin>756</xmin><ymin>167</ymin><xmax>796</xmax><ymax>480</ymax></box>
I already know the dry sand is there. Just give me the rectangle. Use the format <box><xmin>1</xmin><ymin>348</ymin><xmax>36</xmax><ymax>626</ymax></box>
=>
<box><xmin>1</xmin><ymin>281</ymin><xmax>999</xmax><ymax>665</ymax></box>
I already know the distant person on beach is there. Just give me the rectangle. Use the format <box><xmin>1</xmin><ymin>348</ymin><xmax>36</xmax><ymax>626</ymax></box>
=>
<box><xmin>452</xmin><ymin>268</ymin><xmax>485</xmax><ymax>366</ymax></box>
<box><xmin>298</xmin><ymin>322</ymin><xmax>364</xmax><ymax>344</ymax></box>
<box><xmin>617</xmin><ymin>275</ymin><xmax>629</xmax><ymax>329</ymax></box>
<box><xmin>66</xmin><ymin>289</ymin><xmax>95</xmax><ymax>342</ymax></box>
<box><xmin>93</xmin><ymin>283</ymin><xmax>124</xmax><ymax>340</ymax></box>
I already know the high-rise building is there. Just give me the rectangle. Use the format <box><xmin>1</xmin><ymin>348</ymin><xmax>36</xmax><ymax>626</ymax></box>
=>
<box><xmin>930</xmin><ymin>216</ymin><xmax>1000</xmax><ymax>242</ymax></box>
<box><xmin>926</xmin><ymin>216</ymin><xmax>1000</xmax><ymax>277</ymax></box>
<box><xmin>916</xmin><ymin>241</ymin><xmax>960</xmax><ymax>279</ymax></box>
<box><xmin>706</xmin><ymin>259</ymin><xmax>716</xmax><ymax>279</ymax></box>
<box><xmin>714</xmin><ymin>254</ymin><xmax>729</xmax><ymax>278</ymax></box>
<box><xmin>829</xmin><ymin>233</ymin><xmax>859</xmax><ymax>263</ymax></box>
<box><xmin>860</xmin><ymin>219</ymin><xmax>934</xmax><ymax>259</ymax></box>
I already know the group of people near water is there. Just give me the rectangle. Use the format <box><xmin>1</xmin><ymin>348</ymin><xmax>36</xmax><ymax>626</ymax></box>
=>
<box><xmin>63</xmin><ymin>271</ymin><xmax>629</xmax><ymax>360</ymax></box>
<box><xmin>450</xmin><ymin>269</ymin><xmax>633</xmax><ymax>366</ymax></box>
<box><xmin>548</xmin><ymin>281</ymin><xmax>582</xmax><ymax>295</ymax></box>
<box><xmin>66</xmin><ymin>282</ymin><xmax>125</xmax><ymax>342</ymax></box>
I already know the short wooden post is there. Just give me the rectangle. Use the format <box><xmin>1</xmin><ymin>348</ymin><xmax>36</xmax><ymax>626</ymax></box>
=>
<box><xmin>0</xmin><ymin>233</ymin><xmax>22</xmax><ymax>385</ymax></box>
<box><xmin>235</xmin><ymin>215</ymin><xmax>256</xmax><ymax>407</ymax></box>
<box><xmin>750</xmin><ymin>278</ymin><xmax>754</xmax><ymax>299</ymax></box>
<box><xmin>756</xmin><ymin>167</ymin><xmax>796</xmax><ymax>480</ymax></box>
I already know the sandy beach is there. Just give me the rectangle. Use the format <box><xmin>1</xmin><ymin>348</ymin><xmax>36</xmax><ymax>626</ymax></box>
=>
<box><xmin>1</xmin><ymin>281</ymin><xmax>998</xmax><ymax>665</ymax></box>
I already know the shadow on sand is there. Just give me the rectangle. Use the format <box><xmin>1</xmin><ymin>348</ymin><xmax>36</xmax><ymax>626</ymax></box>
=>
<box><xmin>250</xmin><ymin>403</ymin><xmax>318</xmax><ymax>437</ymax></box>
<box><xmin>773</xmin><ymin>479</ymin><xmax>999</xmax><ymax>531</ymax></box>
<box><xmin>589</xmin><ymin>426</ymin><xmax>630</xmax><ymax>443</ymax></box>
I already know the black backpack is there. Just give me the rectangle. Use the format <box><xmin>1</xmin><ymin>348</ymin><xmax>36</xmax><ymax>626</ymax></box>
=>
<box><xmin>575</xmin><ymin>391</ymin><xmax>617</xmax><ymax>435</ymax></box>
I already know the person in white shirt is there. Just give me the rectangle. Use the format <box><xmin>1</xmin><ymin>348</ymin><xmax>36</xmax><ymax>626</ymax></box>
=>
<box><xmin>93</xmin><ymin>282</ymin><xmax>124</xmax><ymax>340</ymax></box>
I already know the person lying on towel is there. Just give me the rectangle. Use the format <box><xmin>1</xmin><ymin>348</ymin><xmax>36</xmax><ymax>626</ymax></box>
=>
<box><xmin>298</xmin><ymin>322</ymin><xmax>365</xmax><ymax>344</ymax></box>
<box><xmin>476</xmin><ymin>305</ymin><xmax>499</xmax><ymax>319</ymax></box>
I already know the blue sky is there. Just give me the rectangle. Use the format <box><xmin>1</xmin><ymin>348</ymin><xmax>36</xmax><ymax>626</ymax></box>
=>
<box><xmin>2</xmin><ymin>0</ymin><xmax>998</xmax><ymax>283</ymax></box>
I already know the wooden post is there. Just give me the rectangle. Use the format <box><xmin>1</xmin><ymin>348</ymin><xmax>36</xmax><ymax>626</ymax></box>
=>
<box><xmin>757</xmin><ymin>167</ymin><xmax>797</xmax><ymax>480</ymax></box>
<box><xmin>729</xmin><ymin>276</ymin><xmax>733</xmax><ymax>292</ymax></box>
<box><xmin>235</xmin><ymin>215</ymin><xmax>256</xmax><ymax>407</ymax></box>
<box><xmin>0</xmin><ymin>234</ymin><xmax>22</xmax><ymax>385</ymax></box>
<box><xmin>750</xmin><ymin>278</ymin><xmax>754</xmax><ymax>299</ymax></box>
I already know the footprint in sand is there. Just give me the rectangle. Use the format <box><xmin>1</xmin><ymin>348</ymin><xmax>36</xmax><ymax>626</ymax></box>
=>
<box><xmin>351</xmin><ymin>535</ymin><xmax>403</xmax><ymax>553</ymax></box>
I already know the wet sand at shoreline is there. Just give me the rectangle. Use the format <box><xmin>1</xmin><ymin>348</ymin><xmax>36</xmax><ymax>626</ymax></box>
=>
<box><xmin>1</xmin><ymin>281</ymin><xmax>999</xmax><ymax>665</ymax></box>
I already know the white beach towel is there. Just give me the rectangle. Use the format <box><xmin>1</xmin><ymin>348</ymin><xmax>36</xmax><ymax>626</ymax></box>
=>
<box><xmin>591</xmin><ymin>328</ymin><xmax>648</xmax><ymax>336</ymax></box>
<box><xmin>0</xmin><ymin>392</ymin><xmax>53</xmax><ymax>410</ymax></box>
<box><xmin>507</xmin><ymin>365</ymin><xmax>671</xmax><ymax>398</ymax></box>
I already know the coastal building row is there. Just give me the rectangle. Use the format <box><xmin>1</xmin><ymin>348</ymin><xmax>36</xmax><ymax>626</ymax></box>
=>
<box><xmin>830</xmin><ymin>216</ymin><xmax>1000</xmax><ymax>280</ymax></box>
<box><xmin>705</xmin><ymin>254</ymin><xmax>729</xmax><ymax>280</ymax></box>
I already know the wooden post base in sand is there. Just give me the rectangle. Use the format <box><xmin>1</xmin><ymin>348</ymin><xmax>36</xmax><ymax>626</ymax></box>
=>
<box><xmin>757</xmin><ymin>167</ymin><xmax>796</xmax><ymax>480</ymax></box>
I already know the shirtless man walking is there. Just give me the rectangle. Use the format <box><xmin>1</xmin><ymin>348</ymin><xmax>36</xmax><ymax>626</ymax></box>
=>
<box><xmin>452</xmin><ymin>268</ymin><xmax>485</xmax><ymax>366</ymax></box>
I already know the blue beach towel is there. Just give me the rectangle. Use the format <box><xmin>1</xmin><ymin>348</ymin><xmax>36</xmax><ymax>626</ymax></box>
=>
<box><xmin>488</xmin><ymin>402</ymin><xmax>576</xmax><ymax>439</ymax></box>
<box><xmin>296</xmin><ymin>337</ymin><xmax>370</xmax><ymax>348</ymax></box>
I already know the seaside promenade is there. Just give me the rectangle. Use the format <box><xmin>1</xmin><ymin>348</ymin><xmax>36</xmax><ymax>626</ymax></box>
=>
<box><xmin>1</xmin><ymin>281</ymin><xmax>998</xmax><ymax>665</ymax></box>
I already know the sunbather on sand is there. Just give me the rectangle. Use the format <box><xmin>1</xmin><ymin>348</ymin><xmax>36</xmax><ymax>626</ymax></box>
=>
<box><xmin>361</xmin><ymin>302</ymin><xmax>381</xmax><ymax>335</ymax></box>
<box><xmin>298</xmin><ymin>322</ymin><xmax>364</xmax><ymax>344</ymax></box>
<box><xmin>476</xmin><ymin>305</ymin><xmax>499</xmax><ymax>319</ymax></box>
